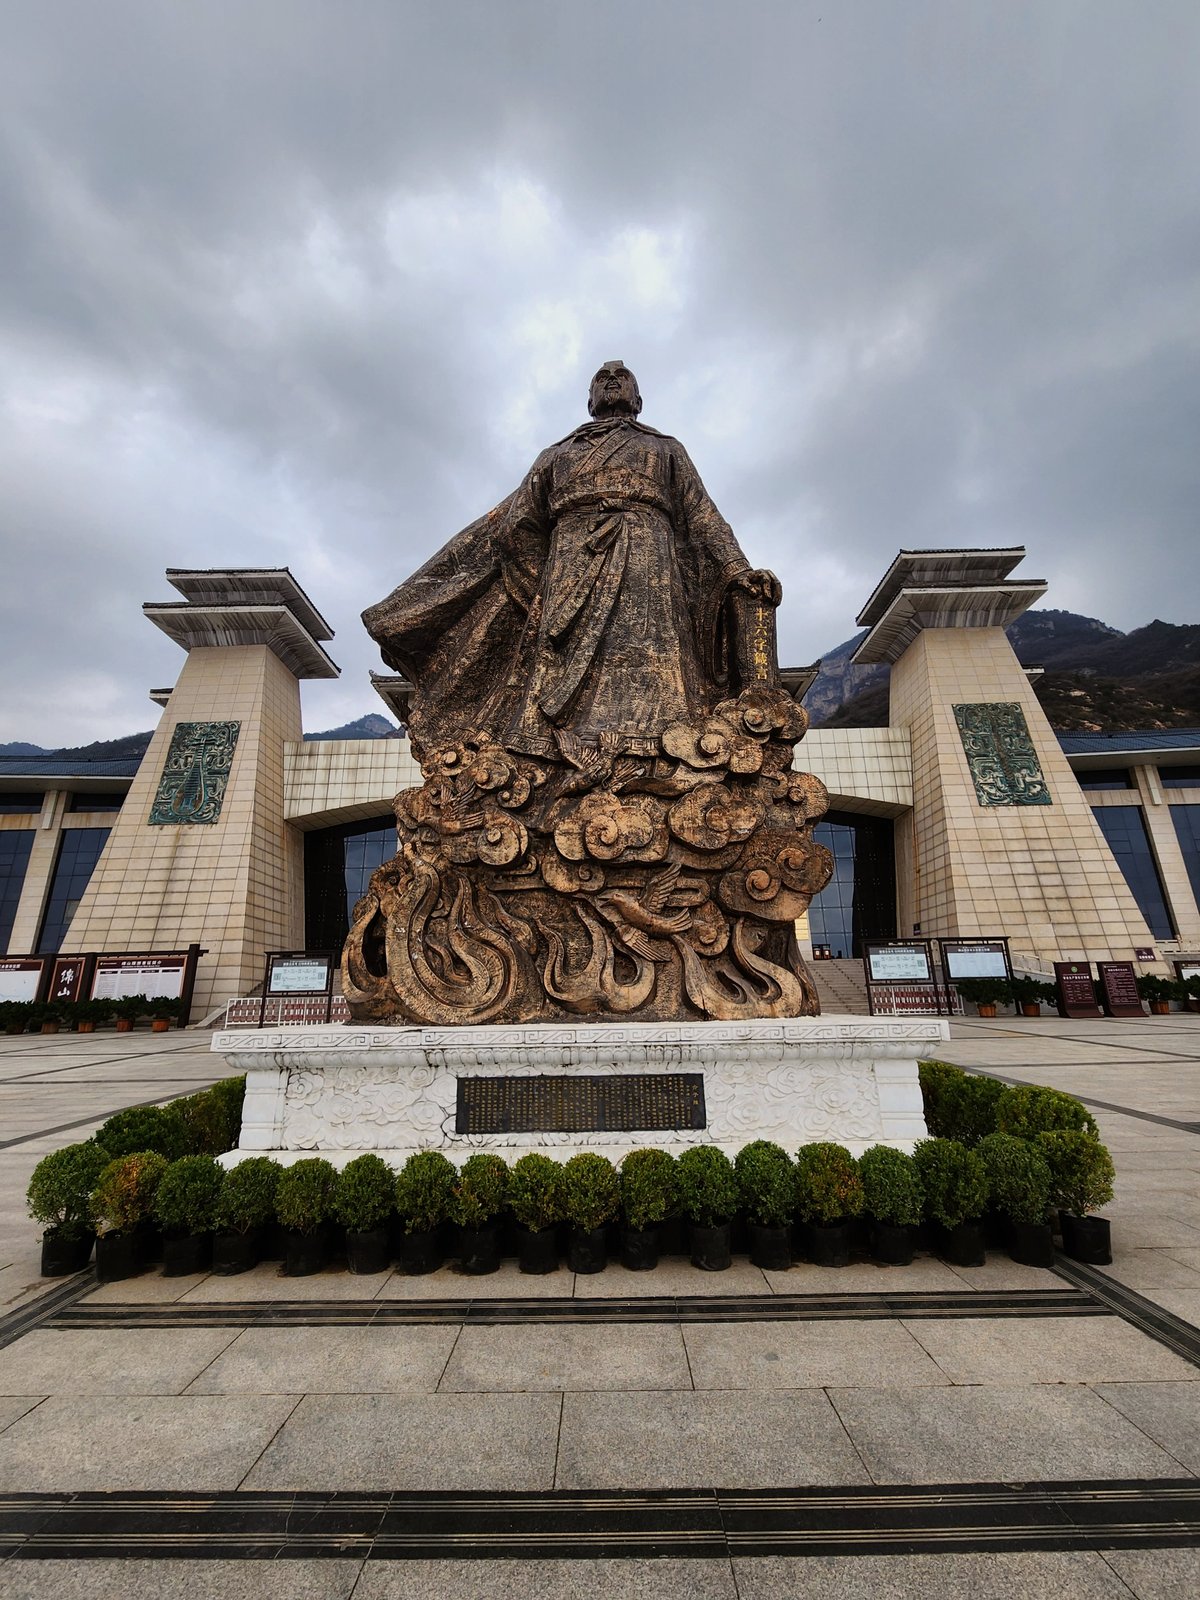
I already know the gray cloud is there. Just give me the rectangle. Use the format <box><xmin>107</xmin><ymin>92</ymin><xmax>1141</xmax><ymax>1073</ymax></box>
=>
<box><xmin>2</xmin><ymin>1</ymin><xmax>1199</xmax><ymax>743</ymax></box>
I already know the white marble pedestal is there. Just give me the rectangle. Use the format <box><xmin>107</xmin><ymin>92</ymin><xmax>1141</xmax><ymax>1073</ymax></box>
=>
<box><xmin>211</xmin><ymin>1016</ymin><xmax>944</xmax><ymax>1168</ymax></box>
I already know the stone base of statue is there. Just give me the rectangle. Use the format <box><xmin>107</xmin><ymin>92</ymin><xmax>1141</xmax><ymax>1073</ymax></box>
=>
<box><xmin>211</xmin><ymin>1016</ymin><xmax>943</xmax><ymax>1168</ymax></box>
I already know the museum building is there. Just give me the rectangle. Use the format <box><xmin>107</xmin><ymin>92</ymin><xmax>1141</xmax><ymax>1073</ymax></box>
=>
<box><xmin>2</xmin><ymin>552</ymin><xmax>1200</xmax><ymax>1020</ymax></box>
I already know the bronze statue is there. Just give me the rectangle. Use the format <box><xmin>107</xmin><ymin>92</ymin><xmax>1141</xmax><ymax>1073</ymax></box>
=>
<box><xmin>344</xmin><ymin>361</ymin><xmax>832</xmax><ymax>1024</ymax></box>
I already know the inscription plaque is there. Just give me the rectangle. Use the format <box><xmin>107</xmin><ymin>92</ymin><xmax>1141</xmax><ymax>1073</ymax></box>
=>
<box><xmin>456</xmin><ymin>1073</ymin><xmax>706</xmax><ymax>1134</ymax></box>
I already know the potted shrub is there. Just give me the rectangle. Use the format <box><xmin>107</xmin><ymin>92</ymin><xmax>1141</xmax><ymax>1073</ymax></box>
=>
<box><xmin>96</xmin><ymin>1103</ymin><xmax>189</xmax><ymax>1161</ymax></box>
<box><xmin>1185</xmin><ymin>975</ymin><xmax>1200</xmax><ymax>1014</ymax></box>
<box><xmin>507</xmin><ymin>1153</ymin><xmax>566</xmax><ymax>1274</ymax></box>
<box><xmin>1136</xmin><ymin>973</ymin><xmax>1179</xmax><ymax>1015</ymax></box>
<box><xmin>212</xmin><ymin>1156</ymin><xmax>280</xmax><ymax>1273</ymax></box>
<box><xmin>1</xmin><ymin>1001</ymin><xmax>30</xmax><ymax>1035</ymax></box>
<box><xmin>150</xmin><ymin>996</ymin><xmax>182</xmax><ymax>1033</ymax></box>
<box><xmin>954</xmin><ymin>977</ymin><xmax>1012</xmax><ymax>1018</ymax></box>
<box><xmin>275</xmin><ymin>1157</ymin><xmax>339</xmax><ymax>1275</ymax></box>
<box><xmin>450</xmin><ymin>1153</ymin><xmax>509</xmax><ymax>1274</ymax></box>
<box><xmin>1037</xmin><ymin>1130</ymin><xmax>1116</xmax><ymax>1264</ymax></box>
<box><xmin>793</xmin><ymin>1142</ymin><xmax>864</xmax><ymax>1266</ymax></box>
<box><xmin>27</xmin><ymin>1139</ymin><xmax>111</xmax><ymax>1275</ymax></box>
<box><xmin>153</xmin><ymin>1155</ymin><xmax>224</xmax><ymax>1275</ymax></box>
<box><xmin>734</xmin><ymin>1141</ymin><xmax>794</xmax><ymax>1269</ymax></box>
<box><xmin>29</xmin><ymin>1001</ymin><xmax>59</xmax><ymax>1035</ymax></box>
<box><xmin>912</xmin><ymin>1138</ymin><xmax>989</xmax><ymax>1266</ymax></box>
<box><xmin>71</xmin><ymin>998</ymin><xmax>108</xmax><ymax>1034</ymax></box>
<box><xmin>858</xmin><ymin>1144</ymin><xmax>923</xmax><ymax>1265</ymax></box>
<box><xmin>562</xmin><ymin>1152</ymin><xmax>621</xmax><ymax>1273</ymax></box>
<box><xmin>112</xmin><ymin>993</ymin><xmax>148</xmax><ymax>1032</ymax></box>
<box><xmin>977</xmin><ymin>1132</ymin><xmax>1055</xmax><ymax>1267</ymax></box>
<box><xmin>394</xmin><ymin>1149</ymin><xmax>457</xmax><ymax>1274</ymax></box>
<box><xmin>1011</xmin><ymin>976</ymin><xmax>1053</xmax><ymax>1018</ymax></box>
<box><xmin>333</xmin><ymin>1153</ymin><xmax>395</xmax><ymax>1274</ymax></box>
<box><xmin>995</xmin><ymin>1085</ymin><xmax>1098</xmax><ymax>1140</ymax></box>
<box><xmin>618</xmin><ymin>1149</ymin><xmax>678</xmax><ymax>1271</ymax></box>
<box><xmin>90</xmin><ymin>1151</ymin><xmax>169</xmax><ymax>1281</ymax></box>
<box><xmin>675</xmin><ymin>1145</ymin><xmax>739</xmax><ymax>1270</ymax></box>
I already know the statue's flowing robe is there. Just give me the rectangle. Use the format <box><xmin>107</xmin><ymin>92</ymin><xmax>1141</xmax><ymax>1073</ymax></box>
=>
<box><xmin>364</xmin><ymin>417</ymin><xmax>751</xmax><ymax>756</ymax></box>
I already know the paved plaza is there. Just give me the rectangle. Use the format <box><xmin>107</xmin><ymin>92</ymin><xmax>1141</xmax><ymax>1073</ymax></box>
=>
<box><xmin>0</xmin><ymin>1017</ymin><xmax>1198</xmax><ymax>1594</ymax></box>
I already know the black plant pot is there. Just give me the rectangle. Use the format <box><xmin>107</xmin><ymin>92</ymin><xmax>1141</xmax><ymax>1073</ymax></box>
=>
<box><xmin>162</xmin><ymin>1231</ymin><xmax>213</xmax><ymax>1277</ymax></box>
<box><xmin>690</xmin><ymin>1222</ymin><xmax>732</xmax><ymax>1271</ymax></box>
<box><xmin>459</xmin><ymin>1224</ymin><xmax>500</xmax><ymax>1275</ymax></box>
<box><xmin>936</xmin><ymin>1221</ymin><xmax>986</xmax><ymax>1268</ymax></box>
<box><xmin>284</xmin><ymin>1227</ymin><xmax>328</xmax><ymax>1277</ymax></box>
<box><xmin>347</xmin><ymin>1227</ymin><xmax>391</xmax><ymax>1275</ymax></box>
<box><xmin>871</xmin><ymin>1222</ymin><xmax>915</xmax><ymax>1266</ymax></box>
<box><xmin>40</xmin><ymin>1229</ymin><xmax>94</xmax><ymax>1277</ymax></box>
<box><xmin>567</xmin><ymin>1225</ymin><xmax>609</xmax><ymax>1274</ymax></box>
<box><xmin>620</xmin><ymin>1226</ymin><xmax>661</xmax><ymax>1272</ymax></box>
<box><xmin>96</xmin><ymin>1231</ymin><xmax>143</xmax><ymax>1283</ymax></box>
<box><xmin>518</xmin><ymin>1227</ymin><xmax>559</xmax><ymax>1275</ymax></box>
<box><xmin>983</xmin><ymin>1208</ymin><xmax>1008</xmax><ymax>1251</ymax></box>
<box><xmin>212</xmin><ymin>1230</ymin><xmax>260</xmax><ymax>1275</ymax></box>
<box><xmin>260</xmin><ymin>1221</ymin><xmax>287</xmax><ymax>1261</ymax></box>
<box><xmin>1060</xmin><ymin>1212</ymin><xmax>1112</xmax><ymax>1265</ymax></box>
<box><xmin>659</xmin><ymin>1215</ymin><xmax>687</xmax><ymax>1258</ymax></box>
<box><xmin>748</xmin><ymin>1221</ymin><xmax>791</xmax><ymax>1271</ymax></box>
<box><xmin>1008</xmin><ymin>1219</ymin><xmax>1056</xmax><ymax>1268</ymax></box>
<box><xmin>135</xmin><ymin>1222</ymin><xmax>163</xmax><ymax>1266</ymax></box>
<box><xmin>402</xmin><ymin>1228</ymin><xmax>443</xmax><ymax>1275</ymax></box>
<box><xmin>807</xmin><ymin>1221</ymin><xmax>852</xmax><ymax>1268</ymax></box>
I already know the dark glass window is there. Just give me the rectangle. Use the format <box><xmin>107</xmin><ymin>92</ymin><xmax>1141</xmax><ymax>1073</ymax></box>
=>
<box><xmin>36</xmin><ymin>828</ymin><xmax>111</xmax><ymax>954</ymax></box>
<box><xmin>1170</xmin><ymin>805</ymin><xmax>1200</xmax><ymax>914</ymax></box>
<box><xmin>304</xmin><ymin>818</ymin><xmax>396</xmax><ymax>951</ymax></box>
<box><xmin>1092</xmin><ymin>807</ymin><xmax>1174</xmax><ymax>940</ymax></box>
<box><xmin>0</xmin><ymin>792</ymin><xmax>44</xmax><ymax>813</ymax></box>
<box><xmin>1161</xmin><ymin>765</ymin><xmax>1200</xmax><ymax>790</ymax></box>
<box><xmin>1075</xmin><ymin>770</ymin><xmax>1134</xmax><ymax>791</ymax></box>
<box><xmin>807</xmin><ymin>811</ymin><xmax>897</xmax><ymax>960</ymax></box>
<box><xmin>0</xmin><ymin>830</ymin><xmax>35</xmax><ymax>952</ymax></box>
<box><xmin>68</xmin><ymin>791</ymin><xmax>125</xmax><ymax>813</ymax></box>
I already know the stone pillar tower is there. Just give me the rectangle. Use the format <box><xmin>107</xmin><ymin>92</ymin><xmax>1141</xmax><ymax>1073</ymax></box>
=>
<box><xmin>854</xmin><ymin>549</ymin><xmax>1157</xmax><ymax>967</ymax></box>
<box><xmin>62</xmin><ymin>569</ymin><xmax>338</xmax><ymax>1018</ymax></box>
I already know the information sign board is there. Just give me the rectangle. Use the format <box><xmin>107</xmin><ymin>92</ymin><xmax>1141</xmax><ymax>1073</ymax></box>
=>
<box><xmin>49</xmin><ymin>955</ymin><xmax>92</xmax><ymax>1004</ymax></box>
<box><xmin>0</xmin><ymin>957</ymin><xmax>46</xmax><ymax>1003</ymax></box>
<box><xmin>92</xmin><ymin>955</ymin><xmax>188</xmax><ymax>1003</ymax></box>
<box><xmin>265</xmin><ymin>953</ymin><xmax>334</xmax><ymax>996</ymax></box>
<box><xmin>1054</xmin><ymin>961</ymin><xmax>1102</xmax><ymax>1019</ymax></box>
<box><xmin>866</xmin><ymin>944</ymin><xmax>932</xmax><ymax>983</ymax></box>
<box><xmin>1096</xmin><ymin>961</ymin><xmax>1144</xmax><ymax>1018</ymax></box>
<box><xmin>940</xmin><ymin>939</ymin><xmax>1012</xmax><ymax>982</ymax></box>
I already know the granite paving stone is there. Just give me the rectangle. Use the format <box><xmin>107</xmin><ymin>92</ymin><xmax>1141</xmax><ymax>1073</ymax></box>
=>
<box><xmin>902</xmin><ymin>1314</ymin><xmax>1200</xmax><ymax>1385</ymax></box>
<box><xmin>0</xmin><ymin>1393</ymin><xmax>300</xmax><ymax>1490</ymax></box>
<box><xmin>353</xmin><ymin>1559</ymin><xmax>738</xmax><ymax>1598</ymax></box>
<box><xmin>828</xmin><ymin>1384</ymin><xmax>1188</xmax><ymax>1482</ymax></box>
<box><xmin>0</xmin><ymin>1327</ymin><xmax>240</xmax><ymax>1395</ymax></box>
<box><xmin>241</xmin><ymin>1391</ymin><xmax>560</xmax><ymax>1490</ymax></box>
<box><xmin>572</xmin><ymin>1259</ymin><xmax>770</xmax><ymax>1297</ymax></box>
<box><xmin>375</xmin><ymin>1262</ymin><xmax>574</xmax><ymax>1299</ymax></box>
<box><xmin>555</xmin><ymin>1387</ymin><xmax>871</xmax><ymax>1488</ymax></box>
<box><xmin>942</xmin><ymin>1260</ymin><xmax>1063</xmax><ymax>1291</ymax></box>
<box><xmin>179</xmin><ymin>1265</ymin><xmax>389</xmax><ymax>1302</ymax></box>
<box><xmin>1102</xmin><ymin>1547</ymin><xmax>1200</xmax><ymax>1599</ymax></box>
<box><xmin>1136</xmin><ymin>1287</ymin><xmax>1200</xmax><ymax>1325</ymax></box>
<box><xmin>1103</xmin><ymin>1250</ymin><xmax>1200</xmax><ymax>1290</ymax></box>
<box><xmin>734</xmin><ymin>1551</ymin><xmax>1137</xmax><ymax>1599</ymax></box>
<box><xmin>683</xmin><ymin>1318</ymin><xmax>948</xmax><ymax>1390</ymax></box>
<box><xmin>0</xmin><ymin>1394</ymin><xmax>43</xmax><ymax>1433</ymax></box>
<box><xmin>1093</xmin><ymin>1381</ymin><xmax>1200</xmax><ymax>1473</ymax></box>
<box><xmin>0</xmin><ymin>1560</ymin><xmax>364</xmax><ymax>1599</ymax></box>
<box><xmin>761</xmin><ymin>1257</ymin><xmax>967</xmax><ymax>1294</ymax></box>
<box><xmin>82</xmin><ymin>1270</ymin><xmax>213</xmax><ymax>1303</ymax></box>
<box><xmin>440</xmin><ymin>1322</ymin><xmax>691</xmax><ymax>1391</ymax></box>
<box><xmin>187</xmin><ymin>1324</ymin><xmax>459</xmax><ymax>1394</ymax></box>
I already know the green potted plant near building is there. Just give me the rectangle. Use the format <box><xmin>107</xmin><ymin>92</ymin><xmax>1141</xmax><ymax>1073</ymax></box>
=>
<box><xmin>977</xmin><ymin>1132</ymin><xmax>1055</xmax><ymax>1266</ymax></box>
<box><xmin>675</xmin><ymin>1145</ymin><xmax>739</xmax><ymax>1271</ymax></box>
<box><xmin>450</xmin><ymin>1153</ymin><xmax>509</xmax><ymax>1275</ymax></box>
<box><xmin>734</xmin><ymin>1140</ymin><xmax>794</xmax><ymax>1270</ymax></box>
<box><xmin>507</xmin><ymin>1153</ymin><xmax>566</xmax><ymax>1275</ymax></box>
<box><xmin>953</xmin><ymin>977</ymin><xmax>1012</xmax><ymax>1018</ymax></box>
<box><xmin>95</xmin><ymin>1104</ymin><xmax>188</xmax><ymax>1161</ymax></box>
<box><xmin>90</xmin><ymin>1150</ymin><xmax>169</xmax><ymax>1281</ymax></box>
<box><xmin>0</xmin><ymin>1001</ymin><xmax>31</xmax><ymax>1035</ymax></box>
<box><xmin>995</xmin><ymin>1084</ymin><xmax>1098</xmax><ymax>1140</ymax></box>
<box><xmin>112</xmin><ymin>993</ymin><xmax>148</xmax><ymax>1032</ymax></box>
<box><xmin>150</xmin><ymin>996</ymin><xmax>182</xmax><ymax>1033</ymax></box>
<box><xmin>212</xmin><ymin>1156</ymin><xmax>280</xmax><ymax>1273</ymax></box>
<box><xmin>333</xmin><ymin>1153</ymin><xmax>395</xmax><ymax>1274</ymax></box>
<box><xmin>71</xmin><ymin>998</ymin><xmax>108</xmax><ymax>1034</ymax></box>
<box><xmin>562</xmin><ymin>1152</ymin><xmax>621</xmax><ymax>1273</ymax></box>
<box><xmin>1037</xmin><ymin>1130</ymin><xmax>1116</xmax><ymax>1264</ymax></box>
<box><xmin>858</xmin><ymin>1144</ymin><xmax>923</xmax><ymax>1265</ymax></box>
<box><xmin>29</xmin><ymin>1000</ymin><xmax>60</xmax><ymax>1035</ymax></box>
<box><xmin>1011</xmin><ymin>976</ymin><xmax>1055</xmax><ymax>1018</ymax></box>
<box><xmin>27</xmin><ymin>1139</ymin><xmax>111</xmax><ymax>1275</ymax></box>
<box><xmin>793</xmin><ymin>1142</ymin><xmax>864</xmax><ymax>1266</ymax></box>
<box><xmin>153</xmin><ymin>1154</ymin><xmax>224</xmax><ymax>1275</ymax></box>
<box><xmin>275</xmin><ymin>1157</ymin><xmax>339</xmax><ymax>1275</ymax></box>
<box><xmin>1136</xmin><ymin>973</ymin><xmax>1180</xmax><ymax>1015</ymax></box>
<box><xmin>913</xmin><ymin>1138</ymin><xmax>989</xmax><ymax>1266</ymax></box>
<box><xmin>618</xmin><ymin>1149</ymin><xmax>678</xmax><ymax>1271</ymax></box>
<box><xmin>394</xmin><ymin>1149</ymin><xmax>457</xmax><ymax>1274</ymax></box>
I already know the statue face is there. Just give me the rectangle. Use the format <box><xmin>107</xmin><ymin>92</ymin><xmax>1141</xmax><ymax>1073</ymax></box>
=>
<box><xmin>588</xmin><ymin>362</ymin><xmax>641</xmax><ymax>418</ymax></box>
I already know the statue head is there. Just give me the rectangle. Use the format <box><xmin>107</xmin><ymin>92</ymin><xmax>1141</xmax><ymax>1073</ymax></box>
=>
<box><xmin>588</xmin><ymin>360</ymin><xmax>642</xmax><ymax>419</ymax></box>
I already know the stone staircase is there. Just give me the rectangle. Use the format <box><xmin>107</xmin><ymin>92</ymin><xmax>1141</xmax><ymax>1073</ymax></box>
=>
<box><xmin>808</xmin><ymin>956</ymin><xmax>871</xmax><ymax>1016</ymax></box>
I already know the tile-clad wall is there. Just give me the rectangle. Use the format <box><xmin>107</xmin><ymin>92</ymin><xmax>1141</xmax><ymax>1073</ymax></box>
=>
<box><xmin>283</xmin><ymin>740</ymin><xmax>421</xmax><ymax>828</ymax></box>
<box><xmin>889</xmin><ymin>627</ymin><xmax>1158</xmax><ymax>966</ymax></box>
<box><xmin>799</xmin><ymin>728</ymin><xmax>912</xmax><ymax>817</ymax></box>
<box><xmin>60</xmin><ymin>645</ymin><xmax>305</xmax><ymax>1017</ymax></box>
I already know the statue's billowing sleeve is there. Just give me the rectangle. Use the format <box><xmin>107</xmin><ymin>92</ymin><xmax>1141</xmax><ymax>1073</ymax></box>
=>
<box><xmin>669</xmin><ymin>443</ymin><xmax>752</xmax><ymax>687</ymax></box>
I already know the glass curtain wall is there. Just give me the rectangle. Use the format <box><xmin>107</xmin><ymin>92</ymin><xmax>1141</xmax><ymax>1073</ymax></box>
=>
<box><xmin>0</xmin><ymin>831</ymin><xmax>35</xmax><ymax>951</ymax></box>
<box><xmin>36</xmin><ymin>828</ymin><xmax>111</xmax><ymax>954</ymax></box>
<box><xmin>1170</xmin><ymin>804</ymin><xmax>1200</xmax><ymax>913</ymax></box>
<box><xmin>1091</xmin><ymin>807</ymin><xmax>1174</xmax><ymax>941</ymax></box>
<box><xmin>807</xmin><ymin>811</ymin><xmax>897</xmax><ymax>959</ymax></box>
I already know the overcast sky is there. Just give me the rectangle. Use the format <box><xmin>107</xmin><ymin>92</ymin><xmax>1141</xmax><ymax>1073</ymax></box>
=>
<box><xmin>3</xmin><ymin>2</ymin><xmax>1198</xmax><ymax>746</ymax></box>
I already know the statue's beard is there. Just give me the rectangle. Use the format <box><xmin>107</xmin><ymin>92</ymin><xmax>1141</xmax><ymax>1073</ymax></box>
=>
<box><xmin>590</xmin><ymin>390</ymin><xmax>636</xmax><ymax>419</ymax></box>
